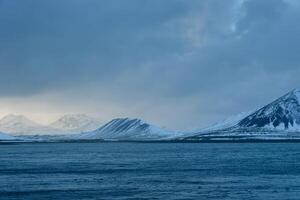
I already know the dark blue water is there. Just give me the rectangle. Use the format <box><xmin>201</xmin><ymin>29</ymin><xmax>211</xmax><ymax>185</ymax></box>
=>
<box><xmin>1</xmin><ymin>142</ymin><xmax>300</xmax><ymax>200</ymax></box>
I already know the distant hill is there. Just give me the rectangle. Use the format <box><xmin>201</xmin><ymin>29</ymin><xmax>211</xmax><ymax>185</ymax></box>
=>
<box><xmin>77</xmin><ymin>118</ymin><xmax>183</xmax><ymax>141</ymax></box>
<box><xmin>0</xmin><ymin>114</ymin><xmax>101</xmax><ymax>135</ymax></box>
<box><xmin>49</xmin><ymin>114</ymin><xmax>102</xmax><ymax>133</ymax></box>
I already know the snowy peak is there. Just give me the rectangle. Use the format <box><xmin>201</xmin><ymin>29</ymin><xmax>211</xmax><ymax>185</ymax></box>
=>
<box><xmin>275</xmin><ymin>88</ymin><xmax>300</xmax><ymax>103</ymax></box>
<box><xmin>49</xmin><ymin>114</ymin><xmax>101</xmax><ymax>132</ymax></box>
<box><xmin>238</xmin><ymin>88</ymin><xmax>300</xmax><ymax>131</ymax></box>
<box><xmin>79</xmin><ymin>118</ymin><xmax>182</xmax><ymax>140</ymax></box>
<box><xmin>290</xmin><ymin>88</ymin><xmax>300</xmax><ymax>102</ymax></box>
<box><xmin>0</xmin><ymin>114</ymin><xmax>101</xmax><ymax>135</ymax></box>
<box><xmin>0</xmin><ymin>114</ymin><xmax>40</xmax><ymax>127</ymax></box>
<box><xmin>0</xmin><ymin>114</ymin><xmax>52</xmax><ymax>135</ymax></box>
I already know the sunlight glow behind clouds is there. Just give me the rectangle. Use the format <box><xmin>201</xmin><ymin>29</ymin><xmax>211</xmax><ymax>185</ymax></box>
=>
<box><xmin>0</xmin><ymin>0</ymin><xmax>299</xmax><ymax>130</ymax></box>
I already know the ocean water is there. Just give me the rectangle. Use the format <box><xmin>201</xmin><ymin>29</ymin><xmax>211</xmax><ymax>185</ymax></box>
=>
<box><xmin>1</xmin><ymin>142</ymin><xmax>300</xmax><ymax>200</ymax></box>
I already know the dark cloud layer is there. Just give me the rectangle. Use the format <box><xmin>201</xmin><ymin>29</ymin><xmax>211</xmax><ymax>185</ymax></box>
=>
<box><xmin>0</xmin><ymin>0</ymin><xmax>192</xmax><ymax>95</ymax></box>
<box><xmin>0</xmin><ymin>0</ymin><xmax>300</xmax><ymax>129</ymax></box>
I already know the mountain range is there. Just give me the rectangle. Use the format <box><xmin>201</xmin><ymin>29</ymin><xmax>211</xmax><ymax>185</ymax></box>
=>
<box><xmin>1</xmin><ymin>88</ymin><xmax>300</xmax><ymax>141</ymax></box>
<box><xmin>0</xmin><ymin>114</ymin><xmax>102</xmax><ymax>136</ymax></box>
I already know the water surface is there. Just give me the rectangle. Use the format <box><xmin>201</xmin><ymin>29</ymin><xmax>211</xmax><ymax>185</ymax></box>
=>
<box><xmin>1</xmin><ymin>142</ymin><xmax>300</xmax><ymax>200</ymax></box>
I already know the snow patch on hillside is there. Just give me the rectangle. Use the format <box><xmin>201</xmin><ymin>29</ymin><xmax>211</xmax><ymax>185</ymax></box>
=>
<box><xmin>77</xmin><ymin>118</ymin><xmax>184</xmax><ymax>140</ymax></box>
<box><xmin>49</xmin><ymin>114</ymin><xmax>102</xmax><ymax>133</ymax></box>
<box><xmin>0</xmin><ymin>132</ymin><xmax>16</xmax><ymax>140</ymax></box>
<box><xmin>0</xmin><ymin>114</ymin><xmax>61</xmax><ymax>135</ymax></box>
<box><xmin>200</xmin><ymin>111</ymin><xmax>253</xmax><ymax>132</ymax></box>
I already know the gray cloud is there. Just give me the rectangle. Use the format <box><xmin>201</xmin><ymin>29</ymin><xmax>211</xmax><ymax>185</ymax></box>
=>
<box><xmin>0</xmin><ymin>0</ymin><xmax>193</xmax><ymax>95</ymax></box>
<box><xmin>0</xmin><ymin>0</ymin><xmax>300</xmax><ymax>129</ymax></box>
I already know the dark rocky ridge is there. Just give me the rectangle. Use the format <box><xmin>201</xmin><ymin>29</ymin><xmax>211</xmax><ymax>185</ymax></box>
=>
<box><xmin>239</xmin><ymin>89</ymin><xmax>300</xmax><ymax>130</ymax></box>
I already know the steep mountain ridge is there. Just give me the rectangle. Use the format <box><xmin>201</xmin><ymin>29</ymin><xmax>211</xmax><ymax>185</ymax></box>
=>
<box><xmin>239</xmin><ymin>88</ymin><xmax>300</xmax><ymax>131</ymax></box>
<box><xmin>185</xmin><ymin>88</ymin><xmax>300</xmax><ymax>140</ymax></box>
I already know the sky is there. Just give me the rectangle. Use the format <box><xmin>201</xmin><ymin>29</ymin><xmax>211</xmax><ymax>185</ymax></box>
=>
<box><xmin>0</xmin><ymin>0</ymin><xmax>300</xmax><ymax>130</ymax></box>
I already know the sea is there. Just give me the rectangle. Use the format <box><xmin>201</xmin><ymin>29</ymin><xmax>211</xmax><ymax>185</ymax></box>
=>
<box><xmin>1</xmin><ymin>142</ymin><xmax>300</xmax><ymax>200</ymax></box>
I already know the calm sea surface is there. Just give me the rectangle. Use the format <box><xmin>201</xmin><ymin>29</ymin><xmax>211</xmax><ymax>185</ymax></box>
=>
<box><xmin>1</xmin><ymin>142</ymin><xmax>300</xmax><ymax>200</ymax></box>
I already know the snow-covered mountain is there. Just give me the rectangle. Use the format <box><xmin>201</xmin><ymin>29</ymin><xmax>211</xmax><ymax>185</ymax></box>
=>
<box><xmin>0</xmin><ymin>114</ymin><xmax>60</xmax><ymax>135</ymax></box>
<box><xmin>200</xmin><ymin>111</ymin><xmax>252</xmax><ymax>132</ymax></box>
<box><xmin>185</xmin><ymin>88</ymin><xmax>300</xmax><ymax>140</ymax></box>
<box><xmin>49</xmin><ymin>114</ymin><xmax>101</xmax><ymax>133</ymax></box>
<box><xmin>238</xmin><ymin>88</ymin><xmax>300</xmax><ymax>131</ymax></box>
<box><xmin>77</xmin><ymin>118</ymin><xmax>183</xmax><ymax>140</ymax></box>
<box><xmin>0</xmin><ymin>114</ymin><xmax>101</xmax><ymax>136</ymax></box>
<box><xmin>4</xmin><ymin>88</ymin><xmax>300</xmax><ymax>141</ymax></box>
<box><xmin>0</xmin><ymin>132</ymin><xmax>16</xmax><ymax>140</ymax></box>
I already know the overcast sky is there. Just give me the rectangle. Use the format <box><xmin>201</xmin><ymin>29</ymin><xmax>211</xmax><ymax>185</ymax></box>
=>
<box><xmin>0</xmin><ymin>0</ymin><xmax>300</xmax><ymax>130</ymax></box>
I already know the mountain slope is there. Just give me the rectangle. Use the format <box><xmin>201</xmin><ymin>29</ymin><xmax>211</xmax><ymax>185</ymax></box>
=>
<box><xmin>200</xmin><ymin>111</ymin><xmax>252</xmax><ymax>132</ymax></box>
<box><xmin>77</xmin><ymin>118</ymin><xmax>183</xmax><ymax>140</ymax></box>
<box><xmin>185</xmin><ymin>88</ymin><xmax>300</xmax><ymax>140</ymax></box>
<box><xmin>238</xmin><ymin>89</ymin><xmax>300</xmax><ymax>131</ymax></box>
<box><xmin>0</xmin><ymin>114</ymin><xmax>60</xmax><ymax>135</ymax></box>
<box><xmin>49</xmin><ymin>114</ymin><xmax>101</xmax><ymax>133</ymax></box>
<box><xmin>0</xmin><ymin>132</ymin><xmax>16</xmax><ymax>140</ymax></box>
